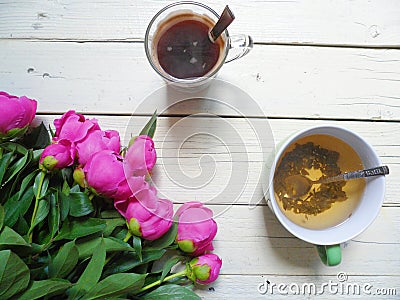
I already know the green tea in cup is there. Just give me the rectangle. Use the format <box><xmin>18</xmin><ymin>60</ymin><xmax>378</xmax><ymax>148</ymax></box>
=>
<box><xmin>273</xmin><ymin>134</ymin><xmax>366</xmax><ymax>230</ymax></box>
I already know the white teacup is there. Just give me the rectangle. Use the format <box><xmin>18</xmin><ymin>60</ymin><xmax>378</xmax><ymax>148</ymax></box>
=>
<box><xmin>267</xmin><ymin>125</ymin><xmax>386</xmax><ymax>266</ymax></box>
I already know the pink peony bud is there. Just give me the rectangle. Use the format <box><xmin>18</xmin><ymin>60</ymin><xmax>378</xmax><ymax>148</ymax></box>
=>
<box><xmin>39</xmin><ymin>140</ymin><xmax>76</xmax><ymax>171</ymax></box>
<box><xmin>176</xmin><ymin>202</ymin><xmax>218</xmax><ymax>256</ymax></box>
<box><xmin>115</xmin><ymin>187</ymin><xmax>173</xmax><ymax>240</ymax></box>
<box><xmin>76</xmin><ymin>129</ymin><xmax>120</xmax><ymax>165</ymax></box>
<box><xmin>187</xmin><ymin>254</ymin><xmax>222</xmax><ymax>284</ymax></box>
<box><xmin>83</xmin><ymin>150</ymin><xmax>126</xmax><ymax>198</ymax></box>
<box><xmin>0</xmin><ymin>91</ymin><xmax>37</xmax><ymax>139</ymax></box>
<box><xmin>124</xmin><ymin>135</ymin><xmax>156</xmax><ymax>177</ymax></box>
<box><xmin>53</xmin><ymin>110</ymin><xmax>100</xmax><ymax>144</ymax></box>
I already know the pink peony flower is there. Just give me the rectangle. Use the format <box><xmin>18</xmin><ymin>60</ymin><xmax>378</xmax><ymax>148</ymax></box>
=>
<box><xmin>0</xmin><ymin>91</ymin><xmax>37</xmax><ymax>138</ymax></box>
<box><xmin>176</xmin><ymin>202</ymin><xmax>218</xmax><ymax>256</ymax></box>
<box><xmin>187</xmin><ymin>254</ymin><xmax>222</xmax><ymax>284</ymax></box>
<box><xmin>76</xmin><ymin>129</ymin><xmax>120</xmax><ymax>165</ymax></box>
<box><xmin>53</xmin><ymin>110</ymin><xmax>100</xmax><ymax>144</ymax></box>
<box><xmin>124</xmin><ymin>135</ymin><xmax>156</xmax><ymax>177</ymax></box>
<box><xmin>39</xmin><ymin>140</ymin><xmax>76</xmax><ymax>171</ymax></box>
<box><xmin>115</xmin><ymin>187</ymin><xmax>173</xmax><ymax>240</ymax></box>
<box><xmin>83</xmin><ymin>150</ymin><xmax>126</xmax><ymax>198</ymax></box>
<box><xmin>113</xmin><ymin>175</ymin><xmax>149</xmax><ymax>202</ymax></box>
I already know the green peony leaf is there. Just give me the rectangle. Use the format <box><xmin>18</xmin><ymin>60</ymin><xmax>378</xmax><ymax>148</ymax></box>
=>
<box><xmin>59</xmin><ymin>188</ymin><xmax>70</xmax><ymax>221</ymax></box>
<box><xmin>69</xmin><ymin>238</ymin><xmax>106</xmax><ymax>299</ymax></box>
<box><xmin>22</xmin><ymin>122</ymin><xmax>51</xmax><ymax>150</ymax></box>
<box><xmin>28</xmin><ymin>199</ymin><xmax>50</xmax><ymax>237</ymax></box>
<box><xmin>18</xmin><ymin>171</ymin><xmax>37</xmax><ymax>200</ymax></box>
<box><xmin>0</xmin><ymin>205</ymin><xmax>4</xmax><ymax>231</ymax></box>
<box><xmin>0</xmin><ymin>142</ymin><xmax>28</xmax><ymax>155</ymax></box>
<box><xmin>32</xmin><ymin>149</ymin><xmax>43</xmax><ymax>164</ymax></box>
<box><xmin>4</xmin><ymin>187</ymin><xmax>34</xmax><ymax>228</ymax></box>
<box><xmin>33</xmin><ymin>172</ymin><xmax>49</xmax><ymax>200</ymax></box>
<box><xmin>0</xmin><ymin>226</ymin><xmax>31</xmax><ymax>250</ymax></box>
<box><xmin>101</xmin><ymin>210</ymin><xmax>123</xmax><ymax>219</ymax></box>
<box><xmin>139</xmin><ymin>110</ymin><xmax>157</xmax><ymax>139</ymax></box>
<box><xmin>0</xmin><ymin>151</ymin><xmax>14</xmax><ymax>185</ymax></box>
<box><xmin>48</xmin><ymin>240</ymin><xmax>79</xmax><ymax>279</ymax></box>
<box><xmin>49</xmin><ymin>192</ymin><xmax>60</xmax><ymax>239</ymax></box>
<box><xmin>70</xmin><ymin>184</ymin><xmax>81</xmax><ymax>193</ymax></box>
<box><xmin>18</xmin><ymin>186</ymin><xmax>35</xmax><ymax>217</ymax></box>
<box><xmin>114</xmin><ymin>228</ymin><xmax>128</xmax><ymax>240</ymax></box>
<box><xmin>17</xmin><ymin>279</ymin><xmax>71</xmax><ymax>300</ymax></box>
<box><xmin>3</xmin><ymin>150</ymin><xmax>31</xmax><ymax>187</ymax></box>
<box><xmin>0</xmin><ymin>250</ymin><xmax>30</xmax><ymax>299</ymax></box>
<box><xmin>83</xmin><ymin>273</ymin><xmax>147</xmax><ymax>299</ymax></box>
<box><xmin>3</xmin><ymin>193</ymin><xmax>19</xmax><ymax>227</ymax></box>
<box><xmin>132</xmin><ymin>235</ymin><xmax>142</xmax><ymax>262</ymax></box>
<box><xmin>36</xmin><ymin>227</ymin><xmax>53</xmax><ymax>246</ymax></box>
<box><xmin>76</xmin><ymin>237</ymin><xmax>134</xmax><ymax>259</ymax></box>
<box><xmin>141</xmin><ymin>284</ymin><xmax>201</xmax><ymax>300</ymax></box>
<box><xmin>68</xmin><ymin>192</ymin><xmax>94</xmax><ymax>217</ymax></box>
<box><xmin>146</xmin><ymin>223</ymin><xmax>178</xmax><ymax>250</ymax></box>
<box><xmin>160</xmin><ymin>256</ymin><xmax>184</xmax><ymax>283</ymax></box>
<box><xmin>61</xmin><ymin>179</ymin><xmax>70</xmax><ymax>195</ymax></box>
<box><xmin>103</xmin><ymin>249</ymin><xmax>165</xmax><ymax>277</ymax></box>
<box><xmin>103</xmin><ymin>218</ymin><xmax>126</xmax><ymax>236</ymax></box>
<box><xmin>15</xmin><ymin>215</ymin><xmax>30</xmax><ymax>236</ymax></box>
<box><xmin>55</xmin><ymin>218</ymin><xmax>107</xmax><ymax>241</ymax></box>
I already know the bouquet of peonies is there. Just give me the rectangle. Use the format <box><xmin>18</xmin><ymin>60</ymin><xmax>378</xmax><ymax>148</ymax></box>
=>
<box><xmin>0</xmin><ymin>91</ymin><xmax>222</xmax><ymax>299</ymax></box>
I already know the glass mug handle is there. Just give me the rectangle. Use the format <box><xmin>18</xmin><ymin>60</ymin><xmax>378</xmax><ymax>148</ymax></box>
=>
<box><xmin>225</xmin><ymin>34</ymin><xmax>253</xmax><ymax>63</ymax></box>
<box><xmin>316</xmin><ymin>244</ymin><xmax>342</xmax><ymax>266</ymax></box>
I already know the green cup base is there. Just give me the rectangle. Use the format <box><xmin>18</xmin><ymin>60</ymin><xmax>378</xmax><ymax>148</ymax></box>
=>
<box><xmin>316</xmin><ymin>244</ymin><xmax>342</xmax><ymax>266</ymax></box>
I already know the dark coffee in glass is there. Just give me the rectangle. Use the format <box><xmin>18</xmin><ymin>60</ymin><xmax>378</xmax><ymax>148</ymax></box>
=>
<box><xmin>152</xmin><ymin>13</ymin><xmax>225</xmax><ymax>79</ymax></box>
<box><xmin>145</xmin><ymin>2</ymin><xmax>252</xmax><ymax>90</ymax></box>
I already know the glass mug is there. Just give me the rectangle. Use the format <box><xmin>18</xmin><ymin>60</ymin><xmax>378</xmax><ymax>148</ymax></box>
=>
<box><xmin>144</xmin><ymin>1</ymin><xmax>253</xmax><ymax>90</ymax></box>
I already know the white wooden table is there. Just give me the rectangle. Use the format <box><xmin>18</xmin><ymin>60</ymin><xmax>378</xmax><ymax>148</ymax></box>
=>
<box><xmin>1</xmin><ymin>1</ymin><xmax>400</xmax><ymax>299</ymax></box>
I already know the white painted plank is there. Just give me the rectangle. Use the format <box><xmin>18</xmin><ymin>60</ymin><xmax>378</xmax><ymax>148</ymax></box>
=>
<box><xmin>1</xmin><ymin>41</ymin><xmax>400</xmax><ymax>120</ymax></box>
<box><xmin>0</xmin><ymin>0</ymin><xmax>400</xmax><ymax>46</ymax></box>
<box><xmin>195</xmin><ymin>275</ymin><xmax>399</xmax><ymax>299</ymax></box>
<box><xmin>32</xmin><ymin>116</ymin><xmax>400</xmax><ymax>205</ymax></box>
<box><xmin>211</xmin><ymin>206</ymin><xmax>400</xmax><ymax>275</ymax></box>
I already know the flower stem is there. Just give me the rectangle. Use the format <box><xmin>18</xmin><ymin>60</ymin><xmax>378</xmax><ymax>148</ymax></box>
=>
<box><xmin>123</xmin><ymin>231</ymin><xmax>132</xmax><ymax>242</ymax></box>
<box><xmin>137</xmin><ymin>270</ymin><xmax>187</xmax><ymax>294</ymax></box>
<box><xmin>29</xmin><ymin>171</ymin><xmax>46</xmax><ymax>243</ymax></box>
